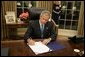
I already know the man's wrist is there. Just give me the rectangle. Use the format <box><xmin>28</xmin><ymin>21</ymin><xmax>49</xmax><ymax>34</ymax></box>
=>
<box><xmin>48</xmin><ymin>38</ymin><xmax>52</xmax><ymax>41</ymax></box>
<box><xmin>27</xmin><ymin>38</ymin><xmax>32</xmax><ymax>42</ymax></box>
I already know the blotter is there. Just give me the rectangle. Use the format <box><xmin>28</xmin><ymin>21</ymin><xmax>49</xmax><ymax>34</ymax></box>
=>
<box><xmin>47</xmin><ymin>41</ymin><xmax>65</xmax><ymax>51</ymax></box>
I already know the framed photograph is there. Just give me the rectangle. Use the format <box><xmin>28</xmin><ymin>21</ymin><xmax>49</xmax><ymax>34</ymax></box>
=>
<box><xmin>6</xmin><ymin>11</ymin><xmax>15</xmax><ymax>15</ymax></box>
<box><xmin>5</xmin><ymin>11</ymin><xmax>16</xmax><ymax>24</ymax></box>
<box><xmin>5</xmin><ymin>15</ymin><xmax>16</xmax><ymax>24</ymax></box>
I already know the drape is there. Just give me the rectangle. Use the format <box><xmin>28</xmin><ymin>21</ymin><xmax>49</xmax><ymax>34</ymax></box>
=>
<box><xmin>1</xmin><ymin>1</ymin><xmax>16</xmax><ymax>40</ymax></box>
<box><xmin>77</xmin><ymin>1</ymin><xmax>84</xmax><ymax>36</ymax></box>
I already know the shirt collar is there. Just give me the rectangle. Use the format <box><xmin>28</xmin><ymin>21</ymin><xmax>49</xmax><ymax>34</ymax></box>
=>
<box><xmin>39</xmin><ymin>20</ymin><xmax>44</xmax><ymax>26</ymax></box>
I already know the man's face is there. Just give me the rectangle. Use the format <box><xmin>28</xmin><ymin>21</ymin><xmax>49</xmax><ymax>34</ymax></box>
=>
<box><xmin>40</xmin><ymin>13</ymin><xmax>50</xmax><ymax>24</ymax></box>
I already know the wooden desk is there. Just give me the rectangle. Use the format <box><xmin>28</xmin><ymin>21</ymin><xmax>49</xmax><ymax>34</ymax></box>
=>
<box><xmin>6</xmin><ymin>23</ymin><xmax>28</xmax><ymax>39</ymax></box>
<box><xmin>8</xmin><ymin>38</ymin><xmax>84</xmax><ymax>56</ymax></box>
<box><xmin>6</xmin><ymin>23</ymin><xmax>28</xmax><ymax>28</ymax></box>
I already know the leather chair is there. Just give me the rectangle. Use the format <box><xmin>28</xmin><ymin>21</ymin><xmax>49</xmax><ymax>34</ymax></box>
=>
<box><xmin>28</xmin><ymin>7</ymin><xmax>45</xmax><ymax>20</ymax></box>
<box><xmin>28</xmin><ymin>7</ymin><xmax>59</xmax><ymax>38</ymax></box>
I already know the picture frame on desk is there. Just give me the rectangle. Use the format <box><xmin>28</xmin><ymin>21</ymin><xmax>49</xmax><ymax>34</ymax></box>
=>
<box><xmin>5</xmin><ymin>15</ymin><xmax>16</xmax><ymax>24</ymax></box>
<box><xmin>5</xmin><ymin>11</ymin><xmax>16</xmax><ymax>24</ymax></box>
<box><xmin>6</xmin><ymin>11</ymin><xmax>15</xmax><ymax>16</ymax></box>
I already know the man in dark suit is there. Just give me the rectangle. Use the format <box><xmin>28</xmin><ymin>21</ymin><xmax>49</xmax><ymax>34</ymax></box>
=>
<box><xmin>24</xmin><ymin>10</ymin><xmax>57</xmax><ymax>45</ymax></box>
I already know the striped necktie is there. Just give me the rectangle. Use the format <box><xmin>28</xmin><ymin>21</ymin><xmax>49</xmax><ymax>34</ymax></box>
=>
<box><xmin>41</xmin><ymin>24</ymin><xmax>44</xmax><ymax>38</ymax></box>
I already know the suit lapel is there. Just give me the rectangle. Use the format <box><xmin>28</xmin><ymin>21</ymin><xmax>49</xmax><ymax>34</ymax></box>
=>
<box><xmin>37</xmin><ymin>21</ymin><xmax>49</xmax><ymax>38</ymax></box>
<box><xmin>43</xmin><ymin>23</ymin><xmax>48</xmax><ymax>35</ymax></box>
<box><xmin>37</xmin><ymin>20</ymin><xmax>47</xmax><ymax>38</ymax></box>
<box><xmin>36</xmin><ymin>20</ymin><xmax>41</xmax><ymax>37</ymax></box>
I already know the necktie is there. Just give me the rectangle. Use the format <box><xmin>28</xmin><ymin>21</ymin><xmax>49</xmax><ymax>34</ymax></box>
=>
<box><xmin>41</xmin><ymin>24</ymin><xmax>44</xmax><ymax>38</ymax></box>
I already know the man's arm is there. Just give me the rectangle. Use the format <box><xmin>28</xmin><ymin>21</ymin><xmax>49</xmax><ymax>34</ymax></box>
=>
<box><xmin>50</xmin><ymin>21</ymin><xmax>57</xmax><ymax>41</ymax></box>
<box><xmin>24</xmin><ymin>21</ymin><xmax>33</xmax><ymax>43</ymax></box>
<box><xmin>42</xmin><ymin>22</ymin><xmax>57</xmax><ymax>45</ymax></box>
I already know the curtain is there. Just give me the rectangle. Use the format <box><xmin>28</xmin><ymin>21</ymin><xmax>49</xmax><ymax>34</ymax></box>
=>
<box><xmin>77</xmin><ymin>1</ymin><xmax>84</xmax><ymax>36</ymax></box>
<box><xmin>1</xmin><ymin>1</ymin><xmax>16</xmax><ymax>40</ymax></box>
<box><xmin>36</xmin><ymin>1</ymin><xmax>53</xmax><ymax>14</ymax></box>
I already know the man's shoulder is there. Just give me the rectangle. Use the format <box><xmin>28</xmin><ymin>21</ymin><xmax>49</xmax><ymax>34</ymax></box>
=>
<box><xmin>47</xmin><ymin>21</ymin><xmax>53</xmax><ymax>25</ymax></box>
<box><xmin>29</xmin><ymin>20</ymin><xmax>39</xmax><ymax>25</ymax></box>
<box><xmin>29</xmin><ymin>20</ymin><xmax>39</xmax><ymax>23</ymax></box>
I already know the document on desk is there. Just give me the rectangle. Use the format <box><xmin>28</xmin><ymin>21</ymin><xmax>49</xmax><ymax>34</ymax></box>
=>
<box><xmin>28</xmin><ymin>41</ymin><xmax>52</xmax><ymax>55</ymax></box>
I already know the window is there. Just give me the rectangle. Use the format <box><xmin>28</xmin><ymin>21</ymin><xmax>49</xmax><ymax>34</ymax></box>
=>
<box><xmin>16</xmin><ymin>1</ymin><xmax>36</xmax><ymax>38</ymax></box>
<box><xmin>59</xmin><ymin>1</ymin><xmax>81</xmax><ymax>30</ymax></box>
<box><xmin>17</xmin><ymin>1</ymin><xmax>36</xmax><ymax>18</ymax></box>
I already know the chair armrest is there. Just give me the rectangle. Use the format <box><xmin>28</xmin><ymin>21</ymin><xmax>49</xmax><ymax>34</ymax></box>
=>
<box><xmin>51</xmin><ymin>19</ymin><xmax>59</xmax><ymax>37</ymax></box>
<box><xmin>51</xmin><ymin>19</ymin><xmax>59</xmax><ymax>27</ymax></box>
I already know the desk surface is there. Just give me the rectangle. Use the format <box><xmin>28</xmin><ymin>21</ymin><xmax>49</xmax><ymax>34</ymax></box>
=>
<box><xmin>6</xmin><ymin>23</ymin><xmax>28</xmax><ymax>28</ymax></box>
<box><xmin>6</xmin><ymin>38</ymin><xmax>84</xmax><ymax>56</ymax></box>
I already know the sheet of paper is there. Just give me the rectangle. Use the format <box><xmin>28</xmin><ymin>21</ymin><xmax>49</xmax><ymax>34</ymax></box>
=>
<box><xmin>29</xmin><ymin>41</ymin><xmax>52</xmax><ymax>55</ymax></box>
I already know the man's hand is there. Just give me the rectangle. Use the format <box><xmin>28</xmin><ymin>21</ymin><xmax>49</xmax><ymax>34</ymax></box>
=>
<box><xmin>42</xmin><ymin>38</ymin><xmax>51</xmax><ymax>45</ymax></box>
<box><xmin>27</xmin><ymin>39</ymin><xmax>35</xmax><ymax>46</ymax></box>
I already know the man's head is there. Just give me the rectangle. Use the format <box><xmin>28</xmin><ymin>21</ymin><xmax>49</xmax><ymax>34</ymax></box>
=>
<box><xmin>39</xmin><ymin>10</ymin><xmax>51</xmax><ymax>24</ymax></box>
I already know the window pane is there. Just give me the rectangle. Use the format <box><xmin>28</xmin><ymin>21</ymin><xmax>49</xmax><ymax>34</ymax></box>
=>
<box><xmin>31</xmin><ymin>1</ymin><xmax>36</xmax><ymax>7</ymax></box>
<box><xmin>17</xmin><ymin>8</ymin><xmax>23</xmax><ymax>18</ymax></box>
<box><xmin>66</xmin><ymin>10</ymin><xmax>72</xmax><ymax>20</ymax></box>
<box><xmin>61</xmin><ymin>1</ymin><xmax>67</xmax><ymax>10</ymax></box>
<box><xmin>74</xmin><ymin>1</ymin><xmax>81</xmax><ymax>10</ymax></box>
<box><xmin>24</xmin><ymin>8</ymin><xmax>29</xmax><ymax>12</ymax></box>
<box><xmin>73</xmin><ymin>11</ymin><xmax>79</xmax><ymax>20</ymax></box>
<box><xmin>24</xmin><ymin>1</ymin><xmax>29</xmax><ymax>7</ymax></box>
<box><xmin>24</xmin><ymin>1</ymin><xmax>36</xmax><ymax>7</ymax></box>
<box><xmin>67</xmin><ymin>1</ymin><xmax>73</xmax><ymax>9</ymax></box>
<box><xmin>59</xmin><ymin>20</ymin><xmax>64</xmax><ymax>29</ymax></box>
<box><xmin>17</xmin><ymin>1</ymin><xmax>23</xmax><ymax>7</ymax></box>
<box><xmin>60</xmin><ymin>10</ymin><xmax>66</xmax><ymax>19</ymax></box>
<box><xmin>72</xmin><ymin>21</ymin><xmax>78</xmax><ymax>30</ymax></box>
<box><xmin>65</xmin><ymin>21</ymin><xmax>71</xmax><ymax>29</ymax></box>
<box><xmin>61</xmin><ymin>1</ymin><xmax>67</xmax><ymax>6</ymax></box>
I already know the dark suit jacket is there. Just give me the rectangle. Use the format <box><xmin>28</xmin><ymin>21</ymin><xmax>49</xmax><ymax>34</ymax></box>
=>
<box><xmin>24</xmin><ymin>20</ymin><xmax>57</xmax><ymax>43</ymax></box>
